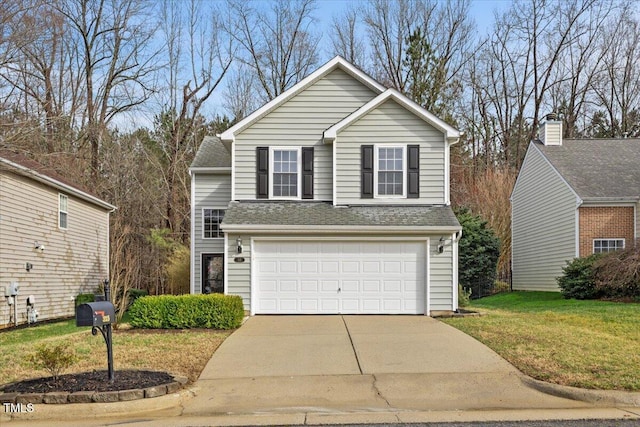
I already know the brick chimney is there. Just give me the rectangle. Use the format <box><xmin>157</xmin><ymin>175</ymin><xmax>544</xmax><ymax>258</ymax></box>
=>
<box><xmin>539</xmin><ymin>113</ymin><xmax>563</xmax><ymax>146</ymax></box>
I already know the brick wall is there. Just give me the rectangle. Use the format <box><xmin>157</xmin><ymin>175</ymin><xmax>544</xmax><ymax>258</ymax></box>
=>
<box><xmin>578</xmin><ymin>206</ymin><xmax>635</xmax><ymax>256</ymax></box>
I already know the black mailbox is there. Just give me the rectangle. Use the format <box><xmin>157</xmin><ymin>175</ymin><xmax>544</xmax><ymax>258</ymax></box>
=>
<box><xmin>76</xmin><ymin>301</ymin><xmax>115</xmax><ymax>327</ymax></box>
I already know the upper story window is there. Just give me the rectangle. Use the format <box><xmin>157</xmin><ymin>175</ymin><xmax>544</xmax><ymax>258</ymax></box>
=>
<box><xmin>59</xmin><ymin>194</ymin><xmax>68</xmax><ymax>229</ymax></box>
<box><xmin>361</xmin><ymin>144</ymin><xmax>419</xmax><ymax>199</ymax></box>
<box><xmin>270</xmin><ymin>147</ymin><xmax>301</xmax><ymax>199</ymax></box>
<box><xmin>593</xmin><ymin>239</ymin><xmax>624</xmax><ymax>254</ymax></box>
<box><xmin>203</xmin><ymin>208</ymin><xmax>225</xmax><ymax>238</ymax></box>
<box><xmin>375</xmin><ymin>145</ymin><xmax>406</xmax><ymax>197</ymax></box>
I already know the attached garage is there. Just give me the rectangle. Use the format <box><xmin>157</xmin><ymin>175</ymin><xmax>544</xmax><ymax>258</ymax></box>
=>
<box><xmin>220</xmin><ymin>201</ymin><xmax>461</xmax><ymax>316</ymax></box>
<box><xmin>253</xmin><ymin>240</ymin><xmax>426</xmax><ymax>314</ymax></box>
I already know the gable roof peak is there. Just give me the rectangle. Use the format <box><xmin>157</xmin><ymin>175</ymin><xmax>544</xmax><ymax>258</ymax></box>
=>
<box><xmin>323</xmin><ymin>88</ymin><xmax>460</xmax><ymax>143</ymax></box>
<box><xmin>219</xmin><ymin>56</ymin><xmax>386</xmax><ymax>143</ymax></box>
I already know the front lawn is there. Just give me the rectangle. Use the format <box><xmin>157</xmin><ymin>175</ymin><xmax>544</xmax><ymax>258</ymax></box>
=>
<box><xmin>442</xmin><ymin>292</ymin><xmax>640</xmax><ymax>391</ymax></box>
<box><xmin>0</xmin><ymin>319</ymin><xmax>231</xmax><ymax>386</ymax></box>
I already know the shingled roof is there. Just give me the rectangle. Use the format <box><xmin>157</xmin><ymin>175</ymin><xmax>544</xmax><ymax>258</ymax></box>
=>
<box><xmin>535</xmin><ymin>138</ymin><xmax>640</xmax><ymax>201</ymax></box>
<box><xmin>191</xmin><ymin>136</ymin><xmax>231</xmax><ymax>169</ymax></box>
<box><xmin>0</xmin><ymin>149</ymin><xmax>115</xmax><ymax>210</ymax></box>
<box><xmin>221</xmin><ymin>201</ymin><xmax>461</xmax><ymax>231</ymax></box>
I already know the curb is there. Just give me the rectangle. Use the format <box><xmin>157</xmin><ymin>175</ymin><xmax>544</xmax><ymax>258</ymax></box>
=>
<box><xmin>519</xmin><ymin>374</ymin><xmax>640</xmax><ymax>407</ymax></box>
<box><xmin>0</xmin><ymin>374</ymin><xmax>188</xmax><ymax>406</ymax></box>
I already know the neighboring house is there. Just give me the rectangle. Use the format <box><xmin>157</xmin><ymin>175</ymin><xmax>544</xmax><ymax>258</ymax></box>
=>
<box><xmin>0</xmin><ymin>151</ymin><xmax>115</xmax><ymax>328</ymax></box>
<box><xmin>511</xmin><ymin>118</ymin><xmax>640</xmax><ymax>291</ymax></box>
<box><xmin>190</xmin><ymin>56</ymin><xmax>462</xmax><ymax>315</ymax></box>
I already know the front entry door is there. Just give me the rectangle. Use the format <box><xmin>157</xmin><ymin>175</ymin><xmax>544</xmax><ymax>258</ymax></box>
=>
<box><xmin>202</xmin><ymin>254</ymin><xmax>224</xmax><ymax>294</ymax></box>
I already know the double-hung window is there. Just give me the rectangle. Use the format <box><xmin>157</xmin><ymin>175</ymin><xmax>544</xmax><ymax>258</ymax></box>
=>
<box><xmin>375</xmin><ymin>145</ymin><xmax>406</xmax><ymax>197</ymax></box>
<box><xmin>270</xmin><ymin>147</ymin><xmax>301</xmax><ymax>199</ymax></box>
<box><xmin>203</xmin><ymin>209</ymin><xmax>225</xmax><ymax>239</ymax></box>
<box><xmin>59</xmin><ymin>194</ymin><xmax>68</xmax><ymax>229</ymax></box>
<box><xmin>593</xmin><ymin>239</ymin><xmax>624</xmax><ymax>254</ymax></box>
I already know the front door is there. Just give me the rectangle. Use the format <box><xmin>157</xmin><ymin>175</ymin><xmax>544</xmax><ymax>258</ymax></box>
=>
<box><xmin>202</xmin><ymin>254</ymin><xmax>224</xmax><ymax>294</ymax></box>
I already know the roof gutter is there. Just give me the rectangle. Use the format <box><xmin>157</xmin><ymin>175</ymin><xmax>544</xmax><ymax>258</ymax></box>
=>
<box><xmin>221</xmin><ymin>224</ymin><xmax>462</xmax><ymax>234</ymax></box>
<box><xmin>0</xmin><ymin>157</ymin><xmax>116</xmax><ymax>211</ymax></box>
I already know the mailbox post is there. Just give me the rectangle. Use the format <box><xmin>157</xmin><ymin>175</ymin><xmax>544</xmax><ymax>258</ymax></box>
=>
<box><xmin>76</xmin><ymin>280</ymin><xmax>115</xmax><ymax>382</ymax></box>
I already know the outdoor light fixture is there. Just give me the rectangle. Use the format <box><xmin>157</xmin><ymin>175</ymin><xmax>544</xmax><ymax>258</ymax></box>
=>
<box><xmin>437</xmin><ymin>237</ymin><xmax>445</xmax><ymax>254</ymax></box>
<box><xmin>34</xmin><ymin>242</ymin><xmax>45</xmax><ymax>252</ymax></box>
<box><xmin>236</xmin><ymin>237</ymin><xmax>243</xmax><ymax>254</ymax></box>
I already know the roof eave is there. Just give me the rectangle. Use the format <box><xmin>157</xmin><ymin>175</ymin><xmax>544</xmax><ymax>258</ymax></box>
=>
<box><xmin>189</xmin><ymin>167</ymin><xmax>232</xmax><ymax>174</ymax></box>
<box><xmin>221</xmin><ymin>224</ymin><xmax>462</xmax><ymax>234</ymax></box>
<box><xmin>221</xmin><ymin>56</ymin><xmax>386</xmax><ymax>143</ymax></box>
<box><xmin>323</xmin><ymin>89</ymin><xmax>460</xmax><ymax>144</ymax></box>
<box><xmin>0</xmin><ymin>157</ymin><xmax>116</xmax><ymax>211</ymax></box>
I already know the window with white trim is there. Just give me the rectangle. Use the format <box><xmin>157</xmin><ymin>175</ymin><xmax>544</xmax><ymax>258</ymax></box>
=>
<box><xmin>593</xmin><ymin>239</ymin><xmax>624</xmax><ymax>253</ymax></box>
<box><xmin>375</xmin><ymin>145</ymin><xmax>406</xmax><ymax>197</ymax></box>
<box><xmin>270</xmin><ymin>147</ymin><xmax>301</xmax><ymax>198</ymax></box>
<box><xmin>59</xmin><ymin>194</ymin><xmax>68</xmax><ymax>229</ymax></box>
<box><xmin>203</xmin><ymin>209</ymin><xmax>225</xmax><ymax>238</ymax></box>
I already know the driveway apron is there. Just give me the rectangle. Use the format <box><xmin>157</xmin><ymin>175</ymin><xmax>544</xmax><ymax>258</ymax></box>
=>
<box><xmin>182</xmin><ymin>315</ymin><xmax>589</xmax><ymax>415</ymax></box>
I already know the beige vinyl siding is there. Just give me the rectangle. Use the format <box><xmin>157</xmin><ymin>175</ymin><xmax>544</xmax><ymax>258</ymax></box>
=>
<box><xmin>0</xmin><ymin>171</ymin><xmax>110</xmax><ymax>327</ymax></box>
<box><xmin>193</xmin><ymin>173</ymin><xmax>231</xmax><ymax>293</ymax></box>
<box><xmin>430</xmin><ymin>236</ymin><xmax>454</xmax><ymax>311</ymax></box>
<box><xmin>511</xmin><ymin>144</ymin><xmax>578</xmax><ymax>291</ymax></box>
<box><xmin>335</xmin><ymin>99</ymin><xmax>445</xmax><ymax>205</ymax></box>
<box><xmin>226</xmin><ymin>233</ymin><xmax>251</xmax><ymax>310</ymax></box>
<box><xmin>234</xmin><ymin>68</ymin><xmax>377</xmax><ymax>201</ymax></box>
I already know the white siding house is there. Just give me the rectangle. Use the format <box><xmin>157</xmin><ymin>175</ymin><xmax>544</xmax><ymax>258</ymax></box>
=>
<box><xmin>190</xmin><ymin>56</ymin><xmax>462</xmax><ymax>315</ymax></box>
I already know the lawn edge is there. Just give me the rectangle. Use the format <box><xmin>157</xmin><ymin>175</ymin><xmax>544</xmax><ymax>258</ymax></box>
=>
<box><xmin>519</xmin><ymin>374</ymin><xmax>640</xmax><ymax>406</ymax></box>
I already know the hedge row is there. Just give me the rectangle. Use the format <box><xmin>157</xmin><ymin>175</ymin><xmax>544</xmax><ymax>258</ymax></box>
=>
<box><xmin>128</xmin><ymin>294</ymin><xmax>244</xmax><ymax>329</ymax></box>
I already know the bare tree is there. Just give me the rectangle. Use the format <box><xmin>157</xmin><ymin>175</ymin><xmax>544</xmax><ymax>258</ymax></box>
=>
<box><xmin>54</xmin><ymin>0</ymin><xmax>159</xmax><ymax>177</ymax></box>
<box><xmin>223</xmin><ymin>63</ymin><xmax>258</xmax><ymax>122</ymax></box>
<box><xmin>226</xmin><ymin>0</ymin><xmax>320</xmax><ymax>102</ymax></box>
<box><xmin>330</xmin><ymin>5</ymin><xmax>367</xmax><ymax>68</ymax></box>
<box><xmin>153</xmin><ymin>0</ymin><xmax>232</xmax><ymax>240</ymax></box>
<box><xmin>591</xmin><ymin>7</ymin><xmax>640</xmax><ymax>137</ymax></box>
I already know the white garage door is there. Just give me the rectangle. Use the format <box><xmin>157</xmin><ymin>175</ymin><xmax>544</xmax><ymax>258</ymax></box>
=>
<box><xmin>253</xmin><ymin>240</ymin><xmax>426</xmax><ymax>314</ymax></box>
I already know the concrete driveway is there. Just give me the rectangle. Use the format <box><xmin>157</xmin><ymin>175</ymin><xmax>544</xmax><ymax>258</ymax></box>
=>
<box><xmin>183</xmin><ymin>315</ymin><xmax>589</xmax><ymax>415</ymax></box>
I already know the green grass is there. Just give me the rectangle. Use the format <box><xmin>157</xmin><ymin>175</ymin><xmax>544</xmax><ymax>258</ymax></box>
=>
<box><xmin>0</xmin><ymin>318</ymin><xmax>230</xmax><ymax>386</ymax></box>
<box><xmin>444</xmin><ymin>291</ymin><xmax>640</xmax><ymax>391</ymax></box>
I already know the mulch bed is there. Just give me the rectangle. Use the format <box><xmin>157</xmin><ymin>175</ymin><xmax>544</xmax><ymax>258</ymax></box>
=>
<box><xmin>1</xmin><ymin>370</ymin><xmax>173</xmax><ymax>394</ymax></box>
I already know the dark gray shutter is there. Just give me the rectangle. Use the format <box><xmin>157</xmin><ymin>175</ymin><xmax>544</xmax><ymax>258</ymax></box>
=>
<box><xmin>256</xmin><ymin>147</ymin><xmax>269</xmax><ymax>199</ymax></box>
<box><xmin>361</xmin><ymin>145</ymin><xmax>374</xmax><ymax>198</ymax></box>
<box><xmin>302</xmin><ymin>147</ymin><xmax>314</xmax><ymax>199</ymax></box>
<box><xmin>407</xmin><ymin>145</ymin><xmax>419</xmax><ymax>198</ymax></box>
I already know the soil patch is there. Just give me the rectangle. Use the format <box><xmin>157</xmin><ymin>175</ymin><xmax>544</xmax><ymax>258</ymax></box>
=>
<box><xmin>1</xmin><ymin>370</ymin><xmax>173</xmax><ymax>394</ymax></box>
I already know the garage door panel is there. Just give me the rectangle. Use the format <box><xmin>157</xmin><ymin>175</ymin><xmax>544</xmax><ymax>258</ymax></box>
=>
<box><xmin>301</xmin><ymin>261</ymin><xmax>319</xmax><ymax>273</ymax></box>
<box><xmin>280</xmin><ymin>280</ymin><xmax>297</xmax><ymax>292</ymax></box>
<box><xmin>301</xmin><ymin>280</ymin><xmax>318</xmax><ymax>292</ymax></box>
<box><xmin>254</xmin><ymin>241</ymin><xmax>425</xmax><ymax>314</ymax></box>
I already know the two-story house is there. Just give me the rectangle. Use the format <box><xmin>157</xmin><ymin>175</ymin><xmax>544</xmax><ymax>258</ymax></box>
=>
<box><xmin>511</xmin><ymin>117</ymin><xmax>640</xmax><ymax>291</ymax></box>
<box><xmin>190</xmin><ymin>56</ymin><xmax>462</xmax><ymax>315</ymax></box>
<box><xmin>0</xmin><ymin>150</ymin><xmax>115</xmax><ymax>328</ymax></box>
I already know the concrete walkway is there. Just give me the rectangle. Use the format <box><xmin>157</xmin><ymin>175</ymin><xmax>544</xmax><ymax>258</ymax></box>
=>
<box><xmin>182</xmin><ymin>315</ymin><xmax>591</xmax><ymax>415</ymax></box>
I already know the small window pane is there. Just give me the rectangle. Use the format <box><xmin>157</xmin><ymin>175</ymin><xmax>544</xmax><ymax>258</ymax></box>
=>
<box><xmin>203</xmin><ymin>209</ymin><xmax>225</xmax><ymax>238</ymax></box>
<box><xmin>593</xmin><ymin>239</ymin><xmax>624</xmax><ymax>254</ymax></box>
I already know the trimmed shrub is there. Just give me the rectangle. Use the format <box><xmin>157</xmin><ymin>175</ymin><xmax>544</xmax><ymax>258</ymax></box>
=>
<box><xmin>456</xmin><ymin>208</ymin><xmax>501</xmax><ymax>298</ymax></box>
<box><xmin>75</xmin><ymin>293</ymin><xmax>95</xmax><ymax>307</ymax></box>
<box><xmin>128</xmin><ymin>294</ymin><xmax>244</xmax><ymax>329</ymax></box>
<box><xmin>557</xmin><ymin>254</ymin><xmax>602</xmax><ymax>300</ymax></box>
